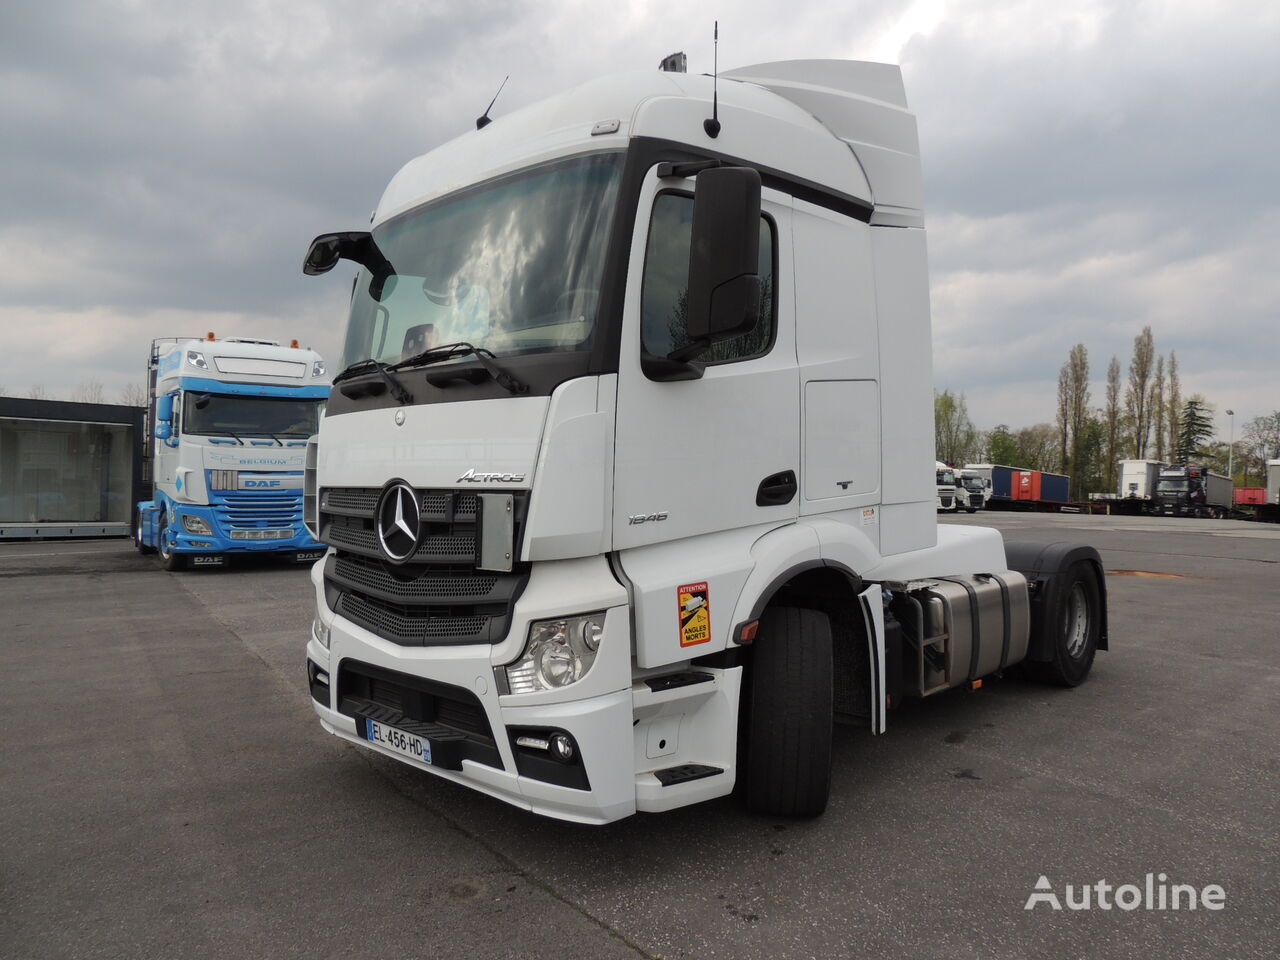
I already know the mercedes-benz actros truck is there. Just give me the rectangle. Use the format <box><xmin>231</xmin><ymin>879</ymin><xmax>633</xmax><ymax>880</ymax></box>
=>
<box><xmin>134</xmin><ymin>335</ymin><xmax>331</xmax><ymax>569</ymax></box>
<box><xmin>300</xmin><ymin>59</ymin><xmax>1109</xmax><ymax>824</ymax></box>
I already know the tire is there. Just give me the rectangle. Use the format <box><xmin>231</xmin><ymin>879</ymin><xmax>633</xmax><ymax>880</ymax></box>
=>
<box><xmin>743</xmin><ymin>606</ymin><xmax>834</xmax><ymax>817</ymax></box>
<box><xmin>966</xmin><ymin>507</ymin><xmax>977</xmax><ymax>514</ymax></box>
<box><xmin>134</xmin><ymin>509</ymin><xmax>156</xmax><ymax>555</ymax></box>
<box><xmin>1023</xmin><ymin>562</ymin><xmax>1101</xmax><ymax>687</ymax></box>
<box><xmin>157</xmin><ymin>515</ymin><xmax>185</xmax><ymax>571</ymax></box>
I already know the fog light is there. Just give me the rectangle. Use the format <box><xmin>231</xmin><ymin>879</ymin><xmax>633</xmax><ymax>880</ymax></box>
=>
<box><xmin>182</xmin><ymin>515</ymin><xmax>213</xmax><ymax>535</ymax></box>
<box><xmin>549</xmin><ymin>732</ymin><xmax>576</xmax><ymax>763</ymax></box>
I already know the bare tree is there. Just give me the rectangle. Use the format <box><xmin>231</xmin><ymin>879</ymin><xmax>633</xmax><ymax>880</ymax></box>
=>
<box><xmin>1165</xmin><ymin>351</ymin><xmax>1181</xmax><ymax>459</ymax></box>
<box><xmin>934</xmin><ymin>389</ymin><xmax>979</xmax><ymax>466</ymax></box>
<box><xmin>1015</xmin><ymin>423</ymin><xmax>1059</xmax><ymax>472</ymax></box>
<box><xmin>119</xmin><ymin>382</ymin><xmax>146</xmax><ymax>407</ymax></box>
<box><xmin>1150</xmin><ymin>354</ymin><xmax>1165</xmax><ymax>462</ymax></box>
<box><xmin>1066</xmin><ymin>344</ymin><xmax>1091</xmax><ymax>495</ymax></box>
<box><xmin>71</xmin><ymin>380</ymin><xmax>105</xmax><ymax>404</ymax></box>
<box><xmin>28</xmin><ymin>385</ymin><xmax>52</xmax><ymax>400</ymax></box>
<box><xmin>1125</xmin><ymin>326</ymin><xmax>1155</xmax><ymax>457</ymax></box>
<box><xmin>1103</xmin><ymin>356</ymin><xmax>1122</xmax><ymax>491</ymax></box>
<box><xmin>1055</xmin><ymin>362</ymin><xmax>1070</xmax><ymax>475</ymax></box>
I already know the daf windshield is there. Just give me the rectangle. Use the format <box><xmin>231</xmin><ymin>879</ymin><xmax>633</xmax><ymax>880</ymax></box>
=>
<box><xmin>183</xmin><ymin>393</ymin><xmax>323</xmax><ymax>439</ymax></box>
<box><xmin>340</xmin><ymin>153</ymin><xmax>622</xmax><ymax>368</ymax></box>
<box><xmin>937</xmin><ymin>469</ymin><xmax>956</xmax><ymax>486</ymax></box>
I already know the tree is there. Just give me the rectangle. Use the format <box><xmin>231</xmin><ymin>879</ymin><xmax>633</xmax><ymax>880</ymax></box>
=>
<box><xmin>1125</xmin><ymin>327</ymin><xmax>1155</xmax><ymax>457</ymax></box>
<box><xmin>1150</xmin><ymin>354</ymin><xmax>1165</xmax><ymax>462</ymax></box>
<box><xmin>1165</xmin><ymin>351</ymin><xmax>1181</xmax><ymax>460</ymax></box>
<box><xmin>28</xmin><ymin>385</ymin><xmax>52</xmax><ymax>400</ymax></box>
<box><xmin>1176</xmin><ymin>396</ymin><xmax>1214</xmax><ymax>462</ymax></box>
<box><xmin>119</xmin><ymin>383</ymin><xmax>146</xmax><ymax>407</ymax></box>
<box><xmin>1066</xmin><ymin>344</ymin><xmax>1090</xmax><ymax>495</ymax></box>
<box><xmin>1103</xmin><ymin>356</ymin><xmax>1123</xmax><ymax>492</ymax></box>
<box><xmin>984</xmin><ymin>424</ymin><xmax>1021</xmax><ymax>466</ymax></box>
<box><xmin>934</xmin><ymin>389</ymin><xmax>979</xmax><ymax>466</ymax></box>
<box><xmin>1240</xmin><ymin>411</ymin><xmax>1280</xmax><ymax>485</ymax></box>
<box><xmin>71</xmin><ymin>380</ymin><xmax>105</xmax><ymax>404</ymax></box>
<box><xmin>1015</xmin><ymin>424</ymin><xmax>1059</xmax><ymax>472</ymax></box>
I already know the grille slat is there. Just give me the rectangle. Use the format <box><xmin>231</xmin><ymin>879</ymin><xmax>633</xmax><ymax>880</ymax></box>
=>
<box><xmin>213</xmin><ymin>491</ymin><xmax>303</xmax><ymax>529</ymax></box>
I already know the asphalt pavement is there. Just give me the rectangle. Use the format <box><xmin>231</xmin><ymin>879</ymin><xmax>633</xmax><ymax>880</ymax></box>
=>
<box><xmin>1</xmin><ymin>513</ymin><xmax>1276</xmax><ymax>959</ymax></box>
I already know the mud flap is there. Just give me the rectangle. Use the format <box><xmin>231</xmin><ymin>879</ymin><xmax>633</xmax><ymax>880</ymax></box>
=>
<box><xmin>858</xmin><ymin>584</ymin><xmax>887</xmax><ymax>734</ymax></box>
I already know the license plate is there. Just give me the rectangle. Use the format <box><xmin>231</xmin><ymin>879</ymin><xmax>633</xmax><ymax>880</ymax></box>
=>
<box><xmin>363</xmin><ymin>717</ymin><xmax>432</xmax><ymax>765</ymax></box>
<box><xmin>294</xmin><ymin>551</ymin><xmax>326</xmax><ymax>562</ymax></box>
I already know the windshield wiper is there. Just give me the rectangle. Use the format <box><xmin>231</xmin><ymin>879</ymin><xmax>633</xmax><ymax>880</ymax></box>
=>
<box><xmin>332</xmin><ymin>358</ymin><xmax>413</xmax><ymax>404</ymax></box>
<box><xmin>390</xmin><ymin>342</ymin><xmax>528</xmax><ymax>395</ymax></box>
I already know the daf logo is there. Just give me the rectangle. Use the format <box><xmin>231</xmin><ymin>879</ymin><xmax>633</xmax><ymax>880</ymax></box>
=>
<box><xmin>376</xmin><ymin>480</ymin><xmax>420</xmax><ymax>563</ymax></box>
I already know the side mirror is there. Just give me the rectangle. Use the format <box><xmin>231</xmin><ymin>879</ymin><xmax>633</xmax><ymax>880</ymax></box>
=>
<box><xmin>155</xmin><ymin>423</ymin><xmax>172</xmax><ymax>441</ymax></box>
<box><xmin>156</xmin><ymin>394</ymin><xmax>174</xmax><ymax>422</ymax></box>
<box><xmin>674</xmin><ymin>166</ymin><xmax>762</xmax><ymax>361</ymax></box>
<box><xmin>303</xmin><ymin>231</ymin><xmax>394</xmax><ymax>280</ymax></box>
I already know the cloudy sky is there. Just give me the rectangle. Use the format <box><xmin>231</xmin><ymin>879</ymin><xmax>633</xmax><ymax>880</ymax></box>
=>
<box><xmin>2</xmin><ymin>0</ymin><xmax>1276</xmax><ymax>435</ymax></box>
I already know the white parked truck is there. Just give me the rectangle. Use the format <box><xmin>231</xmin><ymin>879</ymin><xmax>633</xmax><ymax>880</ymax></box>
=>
<box><xmin>134</xmin><ymin>335</ymin><xmax>331</xmax><ymax>569</ymax></box>
<box><xmin>301</xmin><ymin>59</ymin><xmax>1109</xmax><ymax>823</ymax></box>
<box><xmin>935</xmin><ymin>461</ymin><xmax>958</xmax><ymax>512</ymax></box>
<box><xmin>957</xmin><ymin>469</ymin><xmax>987</xmax><ymax>512</ymax></box>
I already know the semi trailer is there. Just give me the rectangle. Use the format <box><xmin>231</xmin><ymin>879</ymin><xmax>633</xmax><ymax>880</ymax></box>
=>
<box><xmin>300</xmin><ymin>58</ymin><xmax>1109</xmax><ymax>823</ymax></box>
<box><xmin>1154</xmin><ymin>464</ymin><xmax>1232</xmax><ymax>519</ymax></box>
<box><xmin>134</xmin><ymin>335</ymin><xmax>331</xmax><ymax>569</ymax></box>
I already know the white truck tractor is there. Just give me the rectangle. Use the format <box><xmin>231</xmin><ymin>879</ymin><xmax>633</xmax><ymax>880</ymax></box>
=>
<box><xmin>935</xmin><ymin>461</ymin><xmax>958</xmax><ymax>512</ymax></box>
<box><xmin>134</xmin><ymin>335</ymin><xmax>330</xmax><ymax>569</ymax></box>
<box><xmin>300</xmin><ymin>58</ymin><xmax>1109</xmax><ymax>824</ymax></box>
<box><xmin>958</xmin><ymin>469</ymin><xmax>987</xmax><ymax>512</ymax></box>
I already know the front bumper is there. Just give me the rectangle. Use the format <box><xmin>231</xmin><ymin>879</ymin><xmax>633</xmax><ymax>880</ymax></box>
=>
<box><xmin>307</xmin><ymin>555</ymin><xmax>640</xmax><ymax>824</ymax></box>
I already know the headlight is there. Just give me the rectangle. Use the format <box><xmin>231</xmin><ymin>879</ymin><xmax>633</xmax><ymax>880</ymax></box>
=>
<box><xmin>312</xmin><ymin>615</ymin><xmax>330</xmax><ymax>650</ymax></box>
<box><xmin>186</xmin><ymin>350</ymin><xmax>208</xmax><ymax>370</ymax></box>
<box><xmin>505</xmin><ymin>613</ymin><xmax>605</xmax><ymax>694</ymax></box>
<box><xmin>312</xmin><ymin>360</ymin><xmax>326</xmax><ymax>377</ymax></box>
<box><xmin>182</xmin><ymin>515</ymin><xmax>213</xmax><ymax>535</ymax></box>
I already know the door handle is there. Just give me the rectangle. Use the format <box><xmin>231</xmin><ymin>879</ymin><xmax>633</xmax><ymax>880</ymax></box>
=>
<box><xmin>756</xmin><ymin>470</ymin><xmax>798</xmax><ymax>507</ymax></box>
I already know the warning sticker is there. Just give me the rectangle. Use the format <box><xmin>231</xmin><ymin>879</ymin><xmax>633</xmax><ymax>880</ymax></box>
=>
<box><xmin>678</xmin><ymin>581</ymin><xmax>711</xmax><ymax>647</ymax></box>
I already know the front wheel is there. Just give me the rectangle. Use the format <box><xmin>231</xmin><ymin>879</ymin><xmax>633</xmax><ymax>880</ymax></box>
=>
<box><xmin>134</xmin><ymin>509</ymin><xmax>155</xmax><ymax>555</ymax></box>
<box><xmin>742</xmin><ymin>606</ymin><xmax>833</xmax><ymax>817</ymax></box>
<box><xmin>966</xmin><ymin>507</ymin><xmax>977</xmax><ymax>514</ymax></box>
<box><xmin>157</xmin><ymin>515</ymin><xmax>185</xmax><ymax>571</ymax></box>
<box><xmin>1024</xmin><ymin>562</ymin><xmax>1101</xmax><ymax>687</ymax></box>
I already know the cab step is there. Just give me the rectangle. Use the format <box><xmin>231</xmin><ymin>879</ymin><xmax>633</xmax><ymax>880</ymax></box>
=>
<box><xmin>653</xmin><ymin>763</ymin><xmax>724</xmax><ymax>786</ymax></box>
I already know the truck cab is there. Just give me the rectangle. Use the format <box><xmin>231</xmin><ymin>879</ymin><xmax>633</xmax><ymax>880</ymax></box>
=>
<box><xmin>134</xmin><ymin>336</ymin><xmax>331</xmax><ymax>569</ymax></box>
<box><xmin>958</xmin><ymin>470</ymin><xmax>987</xmax><ymax>512</ymax></box>
<box><xmin>301</xmin><ymin>60</ymin><xmax>1107</xmax><ymax>824</ymax></box>
<box><xmin>935</xmin><ymin>462</ymin><xmax>958</xmax><ymax>512</ymax></box>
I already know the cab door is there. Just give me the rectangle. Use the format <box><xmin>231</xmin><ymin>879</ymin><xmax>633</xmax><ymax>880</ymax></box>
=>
<box><xmin>612</xmin><ymin>170</ymin><xmax>797</xmax><ymax>549</ymax></box>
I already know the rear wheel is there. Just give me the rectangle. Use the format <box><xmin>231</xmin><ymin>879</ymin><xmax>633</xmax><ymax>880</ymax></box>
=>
<box><xmin>743</xmin><ymin>606</ymin><xmax>833</xmax><ymax>817</ymax></box>
<box><xmin>157</xmin><ymin>515</ymin><xmax>185</xmax><ymax>571</ymax></box>
<box><xmin>1024</xmin><ymin>562</ymin><xmax>1101</xmax><ymax>687</ymax></box>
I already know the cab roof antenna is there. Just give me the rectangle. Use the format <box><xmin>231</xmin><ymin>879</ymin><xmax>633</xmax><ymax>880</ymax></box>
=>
<box><xmin>475</xmin><ymin>75</ymin><xmax>509</xmax><ymax>130</ymax></box>
<box><xmin>703</xmin><ymin>22</ymin><xmax>720</xmax><ymax>138</ymax></box>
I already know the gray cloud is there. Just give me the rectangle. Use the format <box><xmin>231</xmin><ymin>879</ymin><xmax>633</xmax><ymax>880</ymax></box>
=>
<box><xmin>0</xmin><ymin>0</ymin><xmax>1275</xmax><ymax>437</ymax></box>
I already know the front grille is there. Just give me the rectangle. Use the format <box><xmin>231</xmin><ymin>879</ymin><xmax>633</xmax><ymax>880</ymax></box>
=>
<box><xmin>337</xmin><ymin>659</ymin><xmax>502</xmax><ymax>770</ymax></box>
<box><xmin>320</xmin><ymin>486</ymin><xmax>528</xmax><ymax>647</ymax></box>
<box><xmin>213</xmin><ymin>489</ymin><xmax>303</xmax><ymax>529</ymax></box>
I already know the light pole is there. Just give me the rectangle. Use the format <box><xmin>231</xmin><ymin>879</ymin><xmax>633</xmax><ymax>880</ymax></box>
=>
<box><xmin>1226</xmin><ymin>409</ymin><xmax>1235</xmax><ymax>482</ymax></box>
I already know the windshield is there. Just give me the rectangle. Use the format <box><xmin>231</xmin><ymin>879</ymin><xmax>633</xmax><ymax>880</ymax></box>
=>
<box><xmin>963</xmin><ymin>478</ymin><xmax>985</xmax><ymax>491</ymax></box>
<box><xmin>340</xmin><ymin>153</ymin><xmax>623</xmax><ymax>369</ymax></box>
<box><xmin>183</xmin><ymin>393</ymin><xmax>322</xmax><ymax>438</ymax></box>
<box><xmin>1157</xmin><ymin>479</ymin><xmax>1189</xmax><ymax>492</ymax></box>
<box><xmin>937</xmin><ymin>470</ymin><xmax>956</xmax><ymax>486</ymax></box>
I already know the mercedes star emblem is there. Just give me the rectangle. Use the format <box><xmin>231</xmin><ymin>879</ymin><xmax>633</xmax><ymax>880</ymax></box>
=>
<box><xmin>376</xmin><ymin>480</ymin><xmax>420</xmax><ymax>563</ymax></box>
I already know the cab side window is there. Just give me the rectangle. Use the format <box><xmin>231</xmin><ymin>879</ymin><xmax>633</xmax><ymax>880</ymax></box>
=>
<box><xmin>641</xmin><ymin>192</ymin><xmax>775</xmax><ymax>364</ymax></box>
